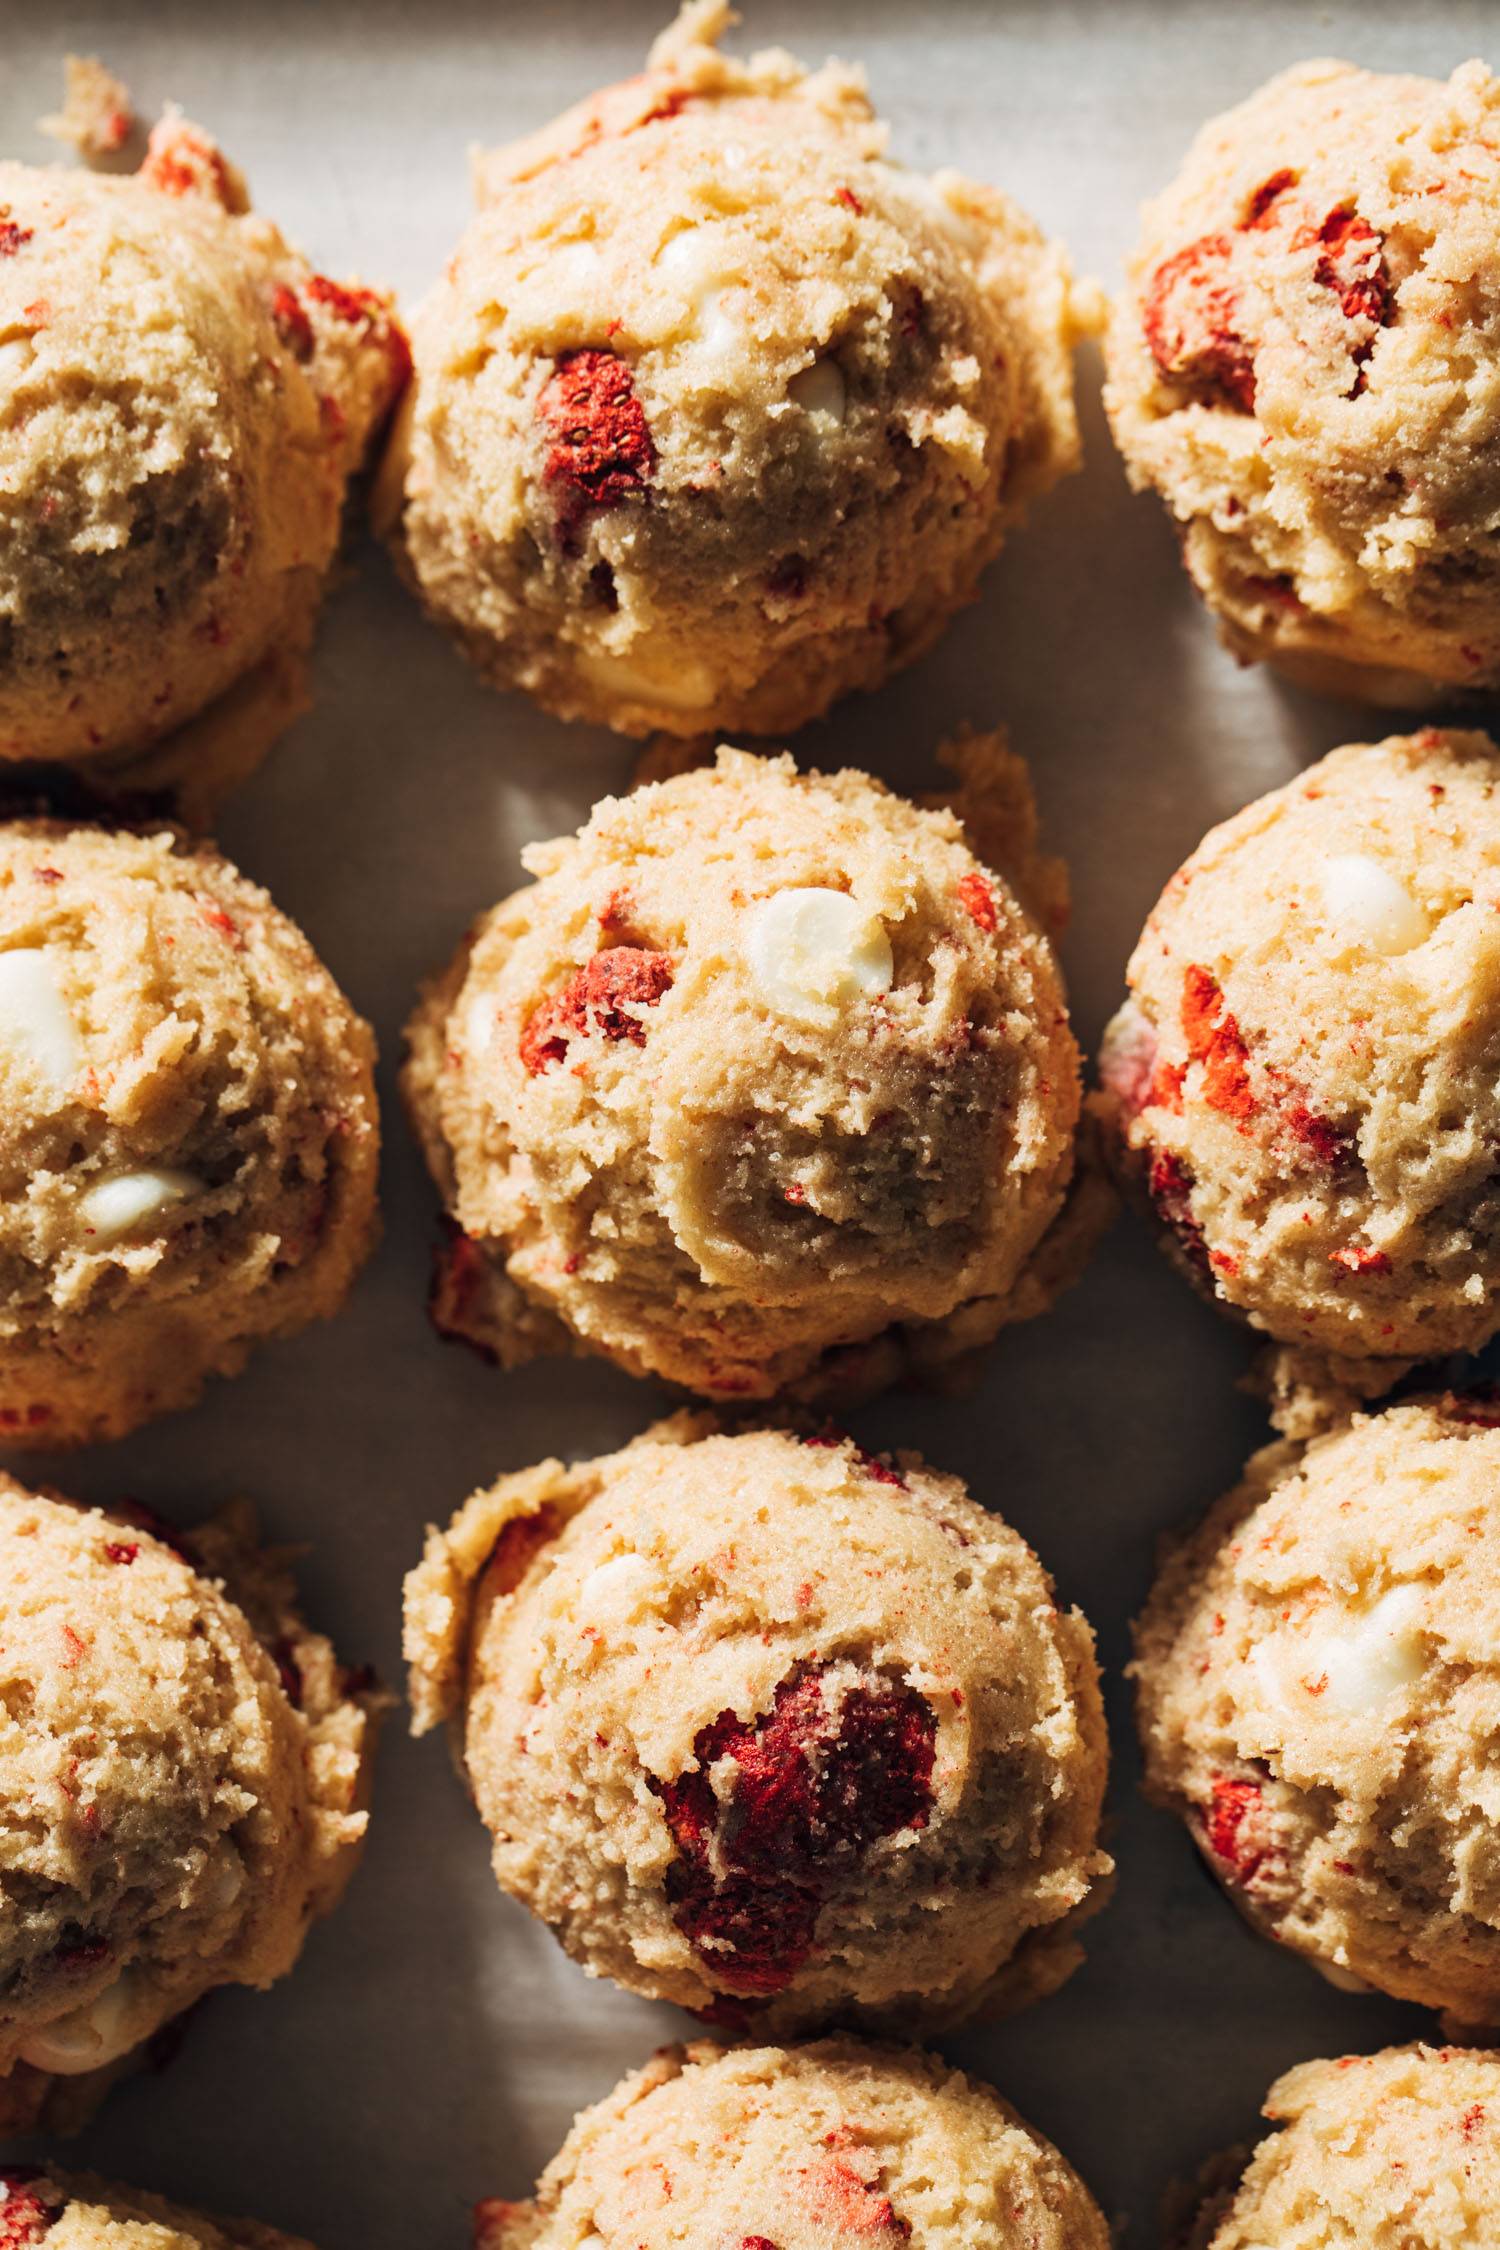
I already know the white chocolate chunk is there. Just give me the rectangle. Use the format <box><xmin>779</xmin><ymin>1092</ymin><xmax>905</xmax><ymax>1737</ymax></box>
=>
<box><xmin>542</xmin><ymin>238</ymin><xmax>603</xmax><ymax>292</ymax></box>
<box><xmin>80</xmin><ymin>1167</ymin><xmax>200</xmax><ymax>1242</ymax></box>
<box><xmin>201</xmin><ymin>1851</ymin><xmax>245</xmax><ymax>1915</ymax></box>
<box><xmin>0</xmin><ymin>948</ymin><xmax>81</xmax><ymax>1089</ymax></box>
<box><xmin>1318</xmin><ymin>854</ymin><xmax>1431</xmax><ymax>957</ymax></box>
<box><xmin>788</xmin><ymin>358</ymin><xmax>847</xmax><ymax>425</ymax></box>
<box><xmin>655</xmin><ymin>225</ymin><xmax>743</xmax><ymax>353</ymax></box>
<box><xmin>746</xmin><ymin>888</ymin><xmax>894</xmax><ymax>1024</ymax></box>
<box><xmin>1257</xmin><ymin>1581</ymin><xmax>1429</xmax><ymax>1716</ymax></box>
<box><xmin>18</xmin><ymin>1970</ymin><xmax>146</xmax><ymax>2075</ymax></box>
<box><xmin>579</xmin><ymin>1550</ymin><xmax>660</xmax><ymax>1626</ymax></box>
<box><xmin>576</xmin><ymin>645</ymin><xmax>717</xmax><ymax>711</ymax></box>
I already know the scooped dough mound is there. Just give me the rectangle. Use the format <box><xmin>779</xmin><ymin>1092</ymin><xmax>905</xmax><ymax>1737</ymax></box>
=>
<box><xmin>0</xmin><ymin>1484</ymin><xmax>379</xmax><ymax>2135</ymax></box>
<box><xmin>0</xmin><ymin>817</ymin><xmax>379</xmax><ymax>1445</ymax></box>
<box><xmin>404</xmin><ymin>740</ymin><xmax>1085</xmax><ymax>1403</ymax></box>
<box><xmin>404</xmin><ymin>1417</ymin><xmax>1110</xmax><ymax>2037</ymax></box>
<box><xmin>0</xmin><ymin>108</ymin><xmax>407</xmax><ymax>806</ymax></box>
<box><xmin>0</xmin><ymin>2168</ymin><xmax>316</xmax><ymax>2250</ymax></box>
<box><xmin>378</xmin><ymin>0</ymin><xmax>1081</xmax><ymax>738</ymax></box>
<box><xmin>477</xmin><ymin>2037</ymin><xmax>1111</xmax><ymax>2250</ymax></box>
<box><xmin>1094</xmin><ymin>729</ymin><xmax>1500</xmax><ymax>1421</ymax></box>
<box><xmin>1134</xmin><ymin>1395</ymin><xmax>1500</xmax><ymax>2029</ymax></box>
<box><xmin>1185</xmin><ymin>2045</ymin><xmax>1500</xmax><ymax>2250</ymax></box>
<box><xmin>1106</xmin><ymin>59</ymin><xmax>1500</xmax><ymax>705</ymax></box>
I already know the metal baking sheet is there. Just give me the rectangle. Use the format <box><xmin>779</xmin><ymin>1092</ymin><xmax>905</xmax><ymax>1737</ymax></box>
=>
<box><xmin>2</xmin><ymin>3</ymin><xmax>1490</xmax><ymax>2242</ymax></box>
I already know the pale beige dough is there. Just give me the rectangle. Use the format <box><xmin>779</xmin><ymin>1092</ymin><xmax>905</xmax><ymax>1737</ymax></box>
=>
<box><xmin>377</xmin><ymin>0</ymin><xmax>1081</xmax><ymax>738</ymax></box>
<box><xmin>1093</xmin><ymin>729</ymin><xmax>1500</xmax><ymax>1428</ymax></box>
<box><xmin>0</xmin><ymin>107</ymin><xmax>407</xmax><ymax>812</ymax></box>
<box><xmin>478</xmin><ymin>2037</ymin><xmax>1111</xmax><ymax>2250</ymax></box>
<box><xmin>1185</xmin><ymin>2045</ymin><xmax>1500</xmax><ymax>2250</ymax></box>
<box><xmin>0</xmin><ymin>1482</ymin><xmax>380</xmax><ymax>2135</ymax></box>
<box><xmin>0</xmin><ymin>818</ymin><xmax>379</xmax><ymax>1446</ymax></box>
<box><xmin>0</xmin><ymin>2168</ymin><xmax>315</xmax><ymax>2250</ymax></box>
<box><xmin>405</xmin><ymin>739</ymin><xmax>1092</xmax><ymax>1404</ymax></box>
<box><xmin>1106</xmin><ymin>60</ymin><xmax>1500</xmax><ymax>705</ymax></box>
<box><xmin>1134</xmin><ymin>1395</ymin><xmax>1500</xmax><ymax>2031</ymax></box>
<box><xmin>405</xmin><ymin>1416</ymin><xmax>1110</xmax><ymax>2038</ymax></box>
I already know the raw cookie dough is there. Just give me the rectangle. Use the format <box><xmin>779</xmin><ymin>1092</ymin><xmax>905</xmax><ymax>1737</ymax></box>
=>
<box><xmin>405</xmin><ymin>740</ymin><xmax>1087</xmax><ymax>1403</ymax></box>
<box><xmin>377</xmin><ymin>0</ymin><xmax>1081</xmax><ymax>738</ymax></box>
<box><xmin>1094</xmin><ymin>729</ymin><xmax>1500</xmax><ymax>1429</ymax></box>
<box><xmin>476</xmin><ymin>2037</ymin><xmax>1111</xmax><ymax>2250</ymax></box>
<box><xmin>0</xmin><ymin>2168</ymin><xmax>315</xmax><ymax>2250</ymax></box>
<box><xmin>0</xmin><ymin>105</ymin><xmax>407</xmax><ymax>811</ymax></box>
<box><xmin>404</xmin><ymin>1417</ymin><xmax>1110</xmax><ymax>2037</ymax></box>
<box><xmin>1183</xmin><ymin>2045</ymin><xmax>1500</xmax><ymax>2250</ymax></box>
<box><xmin>0</xmin><ymin>1483</ymin><xmax>380</xmax><ymax>2135</ymax></box>
<box><xmin>1134</xmin><ymin>1394</ymin><xmax>1500</xmax><ymax>2030</ymax></box>
<box><xmin>0</xmin><ymin>817</ymin><xmax>379</xmax><ymax>1446</ymax></box>
<box><xmin>1106</xmin><ymin>60</ymin><xmax>1500</xmax><ymax>706</ymax></box>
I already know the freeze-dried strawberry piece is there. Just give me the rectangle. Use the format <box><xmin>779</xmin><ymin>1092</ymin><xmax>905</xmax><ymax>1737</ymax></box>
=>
<box><xmin>802</xmin><ymin>2156</ymin><xmax>910</xmax><ymax>2241</ymax></box>
<box><xmin>1243</xmin><ymin>168</ymin><xmax>1297</xmax><ymax>228</ymax></box>
<box><xmin>0</xmin><ymin>2182</ymin><xmax>59</xmax><ymax>2250</ymax></box>
<box><xmin>1329</xmin><ymin>1244</ymin><xmax>1390</xmax><ymax>1275</ymax></box>
<box><xmin>539</xmin><ymin>347</ymin><xmax>657</xmax><ymax>550</ymax></box>
<box><xmin>1442</xmin><ymin>1386</ymin><xmax>1500</xmax><ymax>1429</ymax></box>
<box><xmin>655</xmin><ymin>1665</ymin><xmax>936</xmax><ymax>1994</ymax></box>
<box><xmin>801</xmin><ymin>1432</ymin><xmax>906</xmax><ymax>1487</ymax></box>
<box><xmin>269</xmin><ymin>284</ymin><xmax>314</xmax><ymax>362</ymax></box>
<box><xmin>429</xmin><ymin>1223</ymin><xmax>493</xmax><ymax>1353</ymax></box>
<box><xmin>1144</xmin><ymin>234</ymin><xmax>1256</xmax><ymax>412</ymax></box>
<box><xmin>1311</xmin><ymin>207</ymin><xmax>1391</xmax><ymax>330</ymax></box>
<box><xmin>139</xmin><ymin>120</ymin><xmax>237</xmax><ymax>208</ymax></box>
<box><xmin>0</xmin><ymin>220</ymin><xmax>33</xmax><ymax>257</ymax></box>
<box><xmin>742</xmin><ymin>2239</ymin><xmax>783</xmax><ymax>2250</ymax></box>
<box><xmin>520</xmin><ymin>947</ymin><xmax>674</xmax><ymax>1074</ymax></box>
<box><xmin>1148</xmin><ymin>1149</ymin><xmax>1210</xmax><ymax>1276</ymax></box>
<box><xmin>1204</xmin><ymin>1773</ymin><xmax>1275</xmax><ymax>1882</ymax></box>
<box><xmin>104</xmin><ymin>1540</ymin><xmax>139</xmax><ymax>1566</ymax></box>
<box><xmin>1180</xmin><ymin>965</ymin><xmax>1255</xmax><ymax>1122</ymax></box>
<box><xmin>480</xmin><ymin>1506</ymin><xmax>559</xmax><ymax>1596</ymax></box>
<box><xmin>956</xmin><ymin>871</ymin><xmax>997</xmax><ymax>932</ymax></box>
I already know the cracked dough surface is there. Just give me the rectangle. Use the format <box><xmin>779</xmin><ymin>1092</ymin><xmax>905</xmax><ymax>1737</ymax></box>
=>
<box><xmin>0</xmin><ymin>1484</ymin><xmax>379</xmax><ymax>2135</ymax></box>
<box><xmin>479</xmin><ymin>2037</ymin><xmax>1110</xmax><ymax>2250</ymax></box>
<box><xmin>0</xmin><ymin>818</ymin><xmax>379</xmax><ymax>1446</ymax></box>
<box><xmin>0</xmin><ymin>109</ymin><xmax>406</xmax><ymax>810</ymax></box>
<box><xmin>1094</xmin><ymin>729</ymin><xmax>1500</xmax><ymax>1427</ymax></box>
<box><xmin>405</xmin><ymin>741</ymin><xmax>1086</xmax><ymax>1404</ymax></box>
<box><xmin>378</xmin><ymin>0</ymin><xmax>1080</xmax><ymax>738</ymax></box>
<box><xmin>1134</xmin><ymin>1396</ymin><xmax>1500</xmax><ymax>2030</ymax></box>
<box><xmin>404</xmin><ymin>1416</ymin><xmax>1109</xmax><ymax>2038</ymax></box>
<box><xmin>1185</xmin><ymin>2045</ymin><xmax>1500</xmax><ymax>2250</ymax></box>
<box><xmin>0</xmin><ymin>2168</ymin><xmax>315</xmax><ymax>2250</ymax></box>
<box><xmin>1106</xmin><ymin>59</ymin><xmax>1500</xmax><ymax>705</ymax></box>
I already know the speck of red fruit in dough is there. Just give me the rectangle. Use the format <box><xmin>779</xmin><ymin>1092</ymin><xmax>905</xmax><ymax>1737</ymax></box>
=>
<box><xmin>519</xmin><ymin>948</ymin><xmax>674</xmax><ymax>1074</ymax></box>
<box><xmin>654</xmin><ymin>1665</ymin><xmax>936</xmax><ymax>1994</ymax></box>
<box><xmin>1144</xmin><ymin>234</ymin><xmax>1256</xmax><ymax>412</ymax></box>
<box><xmin>538</xmin><ymin>347</ymin><xmax>657</xmax><ymax>551</ymax></box>
<box><xmin>0</xmin><ymin>2184</ymin><xmax>59</xmax><ymax>2250</ymax></box>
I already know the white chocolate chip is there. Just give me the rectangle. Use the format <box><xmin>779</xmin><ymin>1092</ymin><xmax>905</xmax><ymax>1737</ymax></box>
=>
<box><xmin>201</xmin><ymin>1851</ymin><xmax>245</xmax><ymax>1916</ymax></box>
<box><xmin>746</xmin><ymin>888</ymin><xmax>894</xmax><ymax>1024</ymax></box>
<box><xmin>1256</xmin><ymin>1582</ymin><xmax>1429</xmax><ymax>1717</ymax></box>
<box><xmin>655</xmin><ymin>225</ymin><xmax>743</xmax><ymax>354</ymax></box>
<box><xmin>1318</xmin><ymin>854</ymin><xmax>1431</xmax><ymax>957</ymax></box>
<box><xmin>80</xmin><ymin>1167</ymin><xmax>200</xmax><ymax>1242</ymax></box>
<box><xmin>18</xmin><ymin>1970</ymin><xmax>146</xmax><ymax>2075</ymax></box>
<box><xmin>578</xmin><ymin>1550</ymin><xmax>659</xmax><ymax>1626</ymax></box>
<box><xmin>788</xmin><ymin>358</ymin><xmax>846</xmax><ymax>425</ymax></box>
<box><xmin>0</xmin><ymin>948</ymin><xmax>81</xmax><ymax>1090</ymax></box>
<box><xmin>543</xmin><ymin>238</ymin><xmax>603</xmax><ymax>292</ymax></box>
<box><xmin>576</xmin><ymin>645</ymin><xmax>717</xmax><ymax>711</ymax></box>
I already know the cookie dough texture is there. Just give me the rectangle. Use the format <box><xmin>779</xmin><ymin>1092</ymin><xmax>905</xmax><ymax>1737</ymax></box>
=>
<box><xmin>0</xmin><ymin>108</ymin><xmax>407</xmax><ymax>809</ymax></box>
<box><xmin>0</xmin><ymin>819</ymin><xmax>379</xmax><ymax>1446</ymax></box>
<box><xmin>478</xmin><ymin>2038</ymin><xmax>1111</xmax><ymax>2250</ymax></box>
<box><xmin>405</xmin><ymin>1418</ymin><xmax>1109</xmax><ymax>2036</ymax></box>
<box><xmin>0</xmin><ymin>1484</ymin><xmax>379</xmax><ymax>2135</ymax></box>
<box><xmin>406</xmin><ymin>741</ymin><xmax>1087</xmax><ymax>1403</ymax></box>
<box><xmin>1185</xmin><ymin>2045</ymin><xmax>1500</xmax><ymax>2250</ymax></box>
<box><xmin>1095</xmin><ymin>729</ymin><xmax>1500</xmax><ymax>1427</ymax></box>
<box><xmin>0</xmin><ymin>2170</ymin><xmax>316</xmax><ymax>2250</ymax></box>
<box><xmin>379</xmin><ymin>0</ymin><xmax>1081</xmax><ymax>738</ymax></box>
<box><xmin>1106</xmin><ymin>60</ymin><xmax>1500</xmax><ymax>706</ymax></box>
<box><xmin>1135</xmin><ymin>1395</ymin><xmax>1500</xmax><ymax>2030</ymax></box>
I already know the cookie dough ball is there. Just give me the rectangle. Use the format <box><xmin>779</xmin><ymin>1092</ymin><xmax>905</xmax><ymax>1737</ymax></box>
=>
<box><xmin>0</xmin><ymin>2169</ymin><xmax>316</xmax><ymax>2250</ymax></box>
<box><xmin>0</xmin><ymin>109</ymin><xmax>407</xmax><ymax>807</ymax></box>
<box><xmin>1185</xmin><ymin>2045</ymin><xmax>1500</xmax><ymax>2250</ymax></box>
<box><xmin>0</xmin><ymin>818</ymin><xmax>379</xmax><ymax>1446</ymax></box>
<box><xmin>378</xmin><ymin>1</ymin><xmax>1080</xmax><ymax>738</ymax></box>
<box><xmin>1106</xmin><ymin>60</ymin><xmax>1500</xmax><ymax>705</ymax></box>
<box><xmin>405</xmin><ymin>742</ymin><xmax>1085</xmax><ymax>1402</ymax></box>
<box><xmin>0</xmin><ymin>1484</ymin><xmax>380</xmax><ymax>2134</ymax></box>
<box><xmin>405</xmin><ymin>1418</ymin><xmax>1109</xmax><ymax>2036</ymax></box>
<box><xmin>1134</xmin><ymin>1395</ymin><xmax>1500</xmax><ymax>2028</ymax></box>
<box><xmin>1095</xmin><ymin>729</ymin><xmax>1500</xmax><ymax>1421</ymax></box>
<box><xmin>477</xmin><ymin>2038</ymin><xmax>1110</xmax><ymax>2250</ymax></box>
